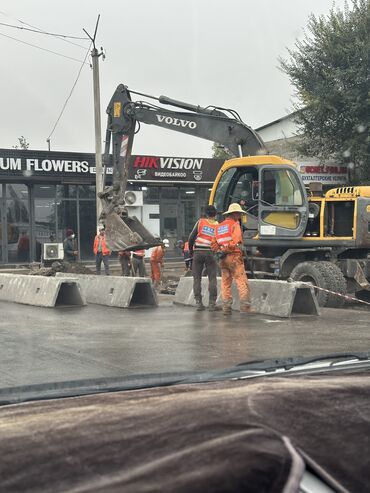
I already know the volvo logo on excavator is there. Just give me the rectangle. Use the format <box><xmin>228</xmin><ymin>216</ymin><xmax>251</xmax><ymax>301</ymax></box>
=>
<box><xmin>156</xmin><ymin>114</ymin><xmax>197</xmax><ymax>129</ymax></box>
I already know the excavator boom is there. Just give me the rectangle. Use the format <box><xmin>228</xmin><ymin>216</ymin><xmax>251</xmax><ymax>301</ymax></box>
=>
<box><xmin>100</xmin><ymin>84</ymin><xmax>266</xmax><ymax>251</ymax></box>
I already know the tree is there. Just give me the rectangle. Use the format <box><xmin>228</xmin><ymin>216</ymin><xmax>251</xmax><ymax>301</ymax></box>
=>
<box><xmin>280</xmin><ymin>0</ymin><xmax>370</xmax><ymax>182</ymax></box>
<box><xmin>211</xmin><ymin>142</ymin><xmax>234</xmax><ymax>160</ymax></box>
<box><xmin>12</xmin><ymin>136</ymin><xmax>30</xmax><ymax>150</ymax></box>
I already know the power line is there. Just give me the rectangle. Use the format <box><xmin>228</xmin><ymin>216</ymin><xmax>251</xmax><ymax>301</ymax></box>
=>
<box><xmin>46</xmin><ymin>42</ymin><xmax>93</xmax><ymax>142</ymax></box>
<box><xmin>0</xmin><ymin>21</ymin><xmax>89</xmax><ymax>40</ymax></box>
<box><xmin>0</xmin><ymin>31</ymin><xmax>89</xmax><ymax>64</ymax></box>
<box><xmin>0</xmin><ymin>10</ymin><xmax>88</xmax><ymax>50</ymax></box>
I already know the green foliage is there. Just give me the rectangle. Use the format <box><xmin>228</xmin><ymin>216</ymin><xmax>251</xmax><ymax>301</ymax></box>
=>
<box><xmin>212</xmin><ymin>142</ymin><xmax>234</xmax><ymax>160</ymax></box>
<box><xmin>12</xmin><ymin>136</ymin><xmax>30</xmax><ymax>150</ymax></box>
<box><xmin>280</xmin><ymin>0</ymin><xmax>370</xmax><ymax>182</ymax></box>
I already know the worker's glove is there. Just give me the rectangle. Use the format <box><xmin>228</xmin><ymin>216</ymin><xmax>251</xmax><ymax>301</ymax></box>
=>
<box><xmin>216</xmin><ymin>251</ymin><xmax>227</xmax><ymax>260</ymax></box>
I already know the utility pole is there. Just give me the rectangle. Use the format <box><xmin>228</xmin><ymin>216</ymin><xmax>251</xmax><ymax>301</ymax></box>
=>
<box><xmin>84</xmin><ymin>15</ymin><xmax>105</xmax><ymax>228</ymax></box>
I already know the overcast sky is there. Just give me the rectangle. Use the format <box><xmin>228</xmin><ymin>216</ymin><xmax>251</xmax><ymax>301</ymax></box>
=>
<box><xmin>0</xmin><ymin>0</ymin><xmax>346</xmax><ymax>157</ymax></box>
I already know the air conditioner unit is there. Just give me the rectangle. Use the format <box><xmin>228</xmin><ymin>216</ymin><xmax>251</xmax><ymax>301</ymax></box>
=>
<box><xmin>43</xmin><ymin>243</ymin><xmax>64</xmax><ymax>261</ymax></box>
<box><xmin>124</xmin><ymin>190</ymin><xmax>143</xmax><ymax>206</ymax></box>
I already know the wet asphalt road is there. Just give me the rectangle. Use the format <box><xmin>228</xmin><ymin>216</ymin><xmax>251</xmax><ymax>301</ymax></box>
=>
<box><xmin>0</xmin><ymin>296</ymin><xmax>370</xmax><ymax>387</ymax></box>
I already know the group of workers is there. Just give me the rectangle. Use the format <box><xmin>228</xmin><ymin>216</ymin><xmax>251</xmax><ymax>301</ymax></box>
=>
<box><xmin>63</xmin><ymin>225</ymin><xmax>170</xmax><ymax>287</ymax></box>
<box><xmin>188</xmin><ymin>203</ymin><xmax>251</xmax><ymax>315</ymax></box>
<box><xmin>63</xmin><ymin>200</ymin><xmax>250</xmax><ymax>314</ymax></box>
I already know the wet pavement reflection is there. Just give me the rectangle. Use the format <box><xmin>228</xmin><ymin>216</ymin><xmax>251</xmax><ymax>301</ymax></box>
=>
<box><xmin>0</xmin><ymin>296</ymin><xmax>370</xmax><ymax>387</ymax></box>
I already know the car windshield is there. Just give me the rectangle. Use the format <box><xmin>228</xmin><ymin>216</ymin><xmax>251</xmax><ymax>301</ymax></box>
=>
<box><xmin>0</xmin><ymin>0</ymin><xmax>369</xmax><ymax>491</ymax></box>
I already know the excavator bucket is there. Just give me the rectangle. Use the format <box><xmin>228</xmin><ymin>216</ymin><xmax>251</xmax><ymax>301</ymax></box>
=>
<box><xmin>104</xmin><ymin>212</ymin><xmax>162</xmax><ymax>252</ymax></box>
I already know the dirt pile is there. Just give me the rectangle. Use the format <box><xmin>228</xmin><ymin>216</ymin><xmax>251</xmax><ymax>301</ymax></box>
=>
<box><xmin>28</xmin><ymin>261</ymin><xmax>94</xmax><ymax>277</ymax></box>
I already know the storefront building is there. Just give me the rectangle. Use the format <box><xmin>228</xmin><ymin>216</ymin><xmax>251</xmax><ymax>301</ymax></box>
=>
<box><xmin>0</xmin><ymin>149</ymin><xmax>224</xmax><ymax>263</ymax></box>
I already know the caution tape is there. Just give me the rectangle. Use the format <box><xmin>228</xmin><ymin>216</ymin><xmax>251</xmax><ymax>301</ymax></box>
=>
<box><xmin>296</xmin><ymin>280</ymin><xmax>370</xmax><ymax>307</ymax></box>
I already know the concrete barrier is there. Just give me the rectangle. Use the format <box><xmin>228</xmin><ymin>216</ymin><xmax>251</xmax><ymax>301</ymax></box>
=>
<box><xmin>56</xmin><ymin>273</ymin><xmax>157</xmax><ymax>308</ymax></box>
<box><xmin>174</xmin><ymin>277</ymin><xmax>320</xmax><ymax>317</ymax></box>
<box><xmin>0</xmin><ymin>274</ymin><xmax>86</xmax><ymax>307</ymax></box>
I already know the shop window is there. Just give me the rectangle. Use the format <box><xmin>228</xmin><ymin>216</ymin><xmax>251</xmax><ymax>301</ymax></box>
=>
<box><xmin>79</xmin><ymin>200</ymin><xmax>96</xmax><ymax>260</ymax></box>
<box><xmin>56</xmin><ymin>201</ymin><xmax>77</xmax><ymax>244</ymax></box>
<box><xmin>6</xmin><ymin>185</ymin><xmax>30</xmax><ymax>263</ymax></box>
<box><xmin>79</xmin><ymin>185</ymin><xmax>96</xmax><ymax>199</ymax></box>
<box><xmin>34</xmin><ymin>185</ymin><xmax>55</xmax><ymax>199</ymax></box>
<box><xmin>179</xmin><ymin>188</ymin><xmax>196</xmax><ymax>199</ymax></box>
<box><xmin>56</xmin><ymin>184</ymin><xmax>77</xmax><ymax>199</ymax></box>
<box><xmin>161</xmin><ymin>187</ymin><xmax>178</xmax><ymax>200</ymax></box>
<box><xmin>143</xmin><ymin>187</ymin><xmax>160</xmax><ymax>202</ymax></box>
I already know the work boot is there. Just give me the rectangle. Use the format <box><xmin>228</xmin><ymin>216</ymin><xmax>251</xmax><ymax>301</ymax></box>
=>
<box><xmin>223</xmin><ymin>304</ymin><xmax>232</xmax><ymax>316</ymax></box>
<box><xmin>240</xmin><ymin>304</ymin><xmax>253</xmax><ymax>314</ymax></box>
<box><xmin>208</xmin><ymin>302</ymin><xmax>221</xmax><ymax>312</ymax></box>
<box><xmin>195</xmin><ymin>299</ymin><xmax>205</xmax><ymax>311</ymax></box>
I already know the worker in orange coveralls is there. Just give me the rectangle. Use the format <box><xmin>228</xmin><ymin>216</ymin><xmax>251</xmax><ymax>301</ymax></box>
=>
<box><xmin>150</xmin><ymin>239</ymin><xmax>169</xmax><ymax>289</ymax></box>
<box><xmin>212</xmin><ymin>203</ymin><xmax>251</xmax><ymax>315</ymax></box>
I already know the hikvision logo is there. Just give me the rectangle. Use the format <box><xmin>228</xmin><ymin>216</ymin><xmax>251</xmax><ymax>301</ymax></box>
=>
<box><xmin>134</xmin><ymin>156</ymin><xmax>203</xmax><ymax>170</ymax></box>
<box><xmin>156</xmin><ymin>114</ymin><xmax>197</xmax><ymax>129</ymax></box>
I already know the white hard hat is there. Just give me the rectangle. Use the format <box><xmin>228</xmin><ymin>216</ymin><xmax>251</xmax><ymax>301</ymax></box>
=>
<box><xmin>163</xmin><ymin>239</ymin><xmax>170</xmax><ymax>247</ymax></box>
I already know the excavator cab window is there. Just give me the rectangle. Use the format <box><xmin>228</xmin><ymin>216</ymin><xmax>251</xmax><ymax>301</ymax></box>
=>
<box><xmin>262</xmin><ymin>169</ymin><xmax>303</xmax><ymax>207</ymax></box>
<box><xmin>213</xmin><ymin>167</ymin><xmax>259</xmax><ymax>217</ymax></box>
<box><xmin>258</xmin><ymin>166</ymin><xmax>308</xmax><ymax>237</ymax></box>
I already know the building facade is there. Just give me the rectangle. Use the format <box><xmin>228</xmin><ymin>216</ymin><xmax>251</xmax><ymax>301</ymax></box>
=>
<box><xmin>0</xmin><ymin>148</ymin><xmax>224</xmax><ymax>264</ymax></box>
<box><xmin>256</xmin><ymin>113</ymin><xmax>349</xmax><ymax>187</ymax></box>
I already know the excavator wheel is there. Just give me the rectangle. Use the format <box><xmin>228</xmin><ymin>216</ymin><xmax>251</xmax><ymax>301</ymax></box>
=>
<box><xmin>290</xmin><ymin>261</ymin><xmax>347</xmax><ymax>308</ymax></box>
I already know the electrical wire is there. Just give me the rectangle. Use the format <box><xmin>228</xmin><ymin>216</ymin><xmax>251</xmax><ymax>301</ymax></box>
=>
<box><xmin>0</xmin><ymin>10</ymin><xmax>88</xmax><ymax>50</ymax></box>
<box><xmin>46</xmin><ymin>42</ymin><xmax>92</xmax><ymax>142</ymax></box>
<box><xmin>0</xmin><ymin>31</ymin><xmax>89</xmax><ymax>64</ymax></box>
<box><xmin>0</xmin><ymin>21</ymin><xmax>89</xmax><ymax>40</ymax></box>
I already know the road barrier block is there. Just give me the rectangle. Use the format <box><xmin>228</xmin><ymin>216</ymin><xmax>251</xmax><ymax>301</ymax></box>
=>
<box><xmin>56</xmin><ymin>273</ymin><xmax>157</xmax><ymax>308</ymax></box>
<box><xmin>174</xmin><ymin>277</ymin><xmax>320</xmax><ymax>317</ymax></box>
<box><xmin>0</xmin><ymin>274</ymin><xmax>86</xmax><ymax>307</ymax></box>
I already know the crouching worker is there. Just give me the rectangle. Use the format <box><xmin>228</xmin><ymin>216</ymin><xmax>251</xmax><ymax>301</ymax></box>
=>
<box><xmin>188</xmin><ymin>205</ymin><xmax>219</xmax><ymax>311</ymax></box>
<box><xmin>212</xmin><ymin>203</ymin><xmax>251</xmax><ymax>315</ymax></box>
<box><xmin>150</xmin><ymin>239</ymin><xmax>169</xmax><ymax>289</ymax></box>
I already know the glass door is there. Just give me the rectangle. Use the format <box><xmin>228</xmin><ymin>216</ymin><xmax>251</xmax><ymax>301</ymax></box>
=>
<box><xmin>258</xmin><ymin>166</ymin><xmax>308</xmax><ymax>238</ymax></box>
<box><xmin>5</xmin><ymin>184</ymin><xmax>30</xmax><ymax>263</ymax></box>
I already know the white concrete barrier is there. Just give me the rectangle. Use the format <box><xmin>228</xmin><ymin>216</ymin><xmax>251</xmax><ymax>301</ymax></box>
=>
<box><xmin>56</xmin><ymin>273</ymin><xmax>157</xmax><ymax>308</ymax></box>
<box><xmin>174</xmin><ymin>277</ymin><xmax>320</xmax><ymax>317</ymax></box>
<box><xmin>0</xmin><ymin>274</ymin><xmax>86</xmax><ymax>307</ymax></box>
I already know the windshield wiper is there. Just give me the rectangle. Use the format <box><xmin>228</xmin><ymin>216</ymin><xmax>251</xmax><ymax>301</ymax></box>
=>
<box><xmin>233</xmin><ymin>351</ymin><xmax>370</xmax><ymax>372</ymax></box>
<box><xmin>1</xmin><ymin>352</ymin><xmax>369</xmax><ymax>406</ymax></box>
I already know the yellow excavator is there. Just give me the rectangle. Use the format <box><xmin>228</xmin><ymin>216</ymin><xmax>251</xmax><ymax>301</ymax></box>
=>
<box><xmin>101</xmin><ymin>84</ymin><xmax>370</xmax><ymax>306</ymax></box>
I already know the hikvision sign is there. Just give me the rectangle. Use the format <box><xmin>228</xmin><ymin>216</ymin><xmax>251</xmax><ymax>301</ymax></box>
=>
<box><xmin>133</xmin><ymin>156</ymin><xmax>203</xmax><ymax>170</ymax></box>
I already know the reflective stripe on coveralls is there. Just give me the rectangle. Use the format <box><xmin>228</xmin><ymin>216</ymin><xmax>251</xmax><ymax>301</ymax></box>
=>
<box><xmin>216</xmin><ymin>218</ymin><xmax>250</xmax><ymax>310</ymax></box>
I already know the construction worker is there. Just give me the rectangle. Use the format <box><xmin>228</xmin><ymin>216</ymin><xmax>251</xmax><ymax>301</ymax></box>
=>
<box><xmin>93</xmin><ymin>225</ymin><xmax>111</xmax><ymax>275</ymax></box>
<box><xmin>64</xmin><ymin>228</ymin><xmax>78</xmax><ymax>262</ymax></box>
<box><xmin>131</xmin><ymin>249</ymin><xmax>147</xmax><ymax>277</ymax></box>
<box><xmin>188</xmin><ymin>205</ymin><xmax>219</xmax><ymax>311</ymax></box>
<box><xmin>212</xmin><ymin>203</ymin><xmax>251</xmax><ymax>315</ymax></box>
<box><xmin>183</xmin><ymin>241</ymin><xmax>193</xmax><ymax>272</ymax></box>
<box><xmin>118</xmin><ymin>250</ymin><xmax>131</xmax><ymax>276</ymax></box>
<box><xmin>150</xmin><ymin>239</ymin><xmax>169</xmax><ymax>289</ymax></box>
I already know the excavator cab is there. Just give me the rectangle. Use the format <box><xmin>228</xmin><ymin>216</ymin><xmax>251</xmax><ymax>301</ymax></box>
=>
<box><xmin>210</xmin><ymin>156</ymin><xmax>308</xmax><ymax>239</ymax></box>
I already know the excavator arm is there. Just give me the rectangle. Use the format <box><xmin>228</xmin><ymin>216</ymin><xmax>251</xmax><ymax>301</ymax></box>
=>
<box><xmin>100</xmin><ymin>84</ymin><xmax>265</xmax><ymax>251</ymax></box>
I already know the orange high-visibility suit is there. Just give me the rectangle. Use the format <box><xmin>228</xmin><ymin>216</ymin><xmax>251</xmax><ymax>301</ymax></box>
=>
<box><xmin>150</xmin><ymin>246</ymin><xmax>164</xmax><ymax>284</ymax></box>
<box><xmin>213</xmin><ymin>218</ymin><xmax>250</xmax><ymax>312</ymax></box>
